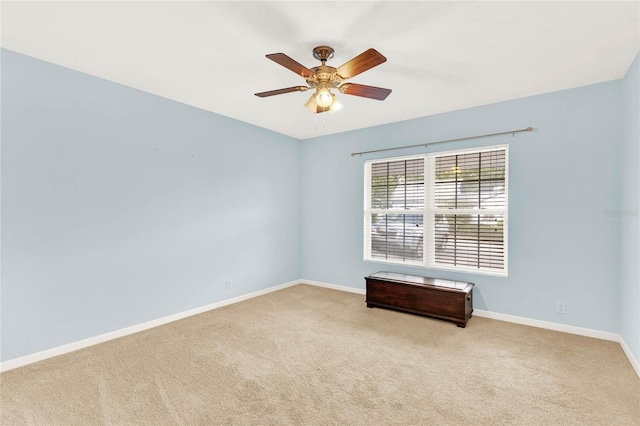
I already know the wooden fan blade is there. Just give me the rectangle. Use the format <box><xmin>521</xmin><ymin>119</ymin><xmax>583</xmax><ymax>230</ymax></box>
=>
<box><xmin>336</xmin><ymin>48</ymin><xmax>387</xmax><ymax>79</ymax></box>
<box><xmin>266</xmin><ymin>53</ymin><xmax>315</xmax><ymax>78</ymax></box>
<box><xmin>255</xmin><ymin>86</ymin><xmax>309</xmax><ymax>98</ymax></box>
<box><xmin>339</xmin><ymin>83</ymin><xmax>392</xmax><ymax>100</ymax></box>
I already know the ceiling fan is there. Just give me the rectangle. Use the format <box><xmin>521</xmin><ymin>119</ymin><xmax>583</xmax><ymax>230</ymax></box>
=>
<box><xmin>255</xmin><ymin>46</ymin><xmax>392</xmax><ymax>113</ymax></box>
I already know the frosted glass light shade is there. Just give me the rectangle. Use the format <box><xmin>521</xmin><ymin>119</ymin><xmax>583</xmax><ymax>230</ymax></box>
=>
<box><xmin>316</xmin><ymin>88</ymin><xmax>333</xmax><ymax>108</ymax></box>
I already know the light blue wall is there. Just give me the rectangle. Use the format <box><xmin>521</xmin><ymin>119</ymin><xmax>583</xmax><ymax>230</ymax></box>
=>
<box><xmin>620</xmin><ymin>52</ymin><xmax>640</xmax><ymax>363</ymax></box>
<box><xmin>0</xmin><ymin>49</ymin><xmax>301</xmax><ymax>361</ymax></box>
<box><xmin>1</xmin><ymin>47</ymin><xmax>636</xmax><ymax>364</ymax></box>
<box><xmin>301</xmin><ymin>80</ymin><xmax>622</xmax><ymax>333</ymax></box>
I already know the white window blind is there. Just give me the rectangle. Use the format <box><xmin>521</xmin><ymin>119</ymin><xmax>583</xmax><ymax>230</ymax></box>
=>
<box><xmin>426</xmin><ymin>146</ymin><xmax>507</xmax><ymax>274</ymax></box>
<box><xmin>364</xmin><ymin>156</ymin><xmax>425</xmax><ymax>265</ymax></box>
<box><xmin>364</xmin><ymin>145</ymin><xmax>508</xmax><ymax>276</ymax></box>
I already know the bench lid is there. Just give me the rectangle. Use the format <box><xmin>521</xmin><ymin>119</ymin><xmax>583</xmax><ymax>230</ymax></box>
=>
<box><xmin>367</xmin><ymin>271</ymin><xmax>473</xmax><ymax>292</ymax></box>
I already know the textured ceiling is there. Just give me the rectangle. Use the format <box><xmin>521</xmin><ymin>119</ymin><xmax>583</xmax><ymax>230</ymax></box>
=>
<box><xmin>1</xmin><ymin>1</ymin><xmax>638</xmax><ymax>140</ymax></box>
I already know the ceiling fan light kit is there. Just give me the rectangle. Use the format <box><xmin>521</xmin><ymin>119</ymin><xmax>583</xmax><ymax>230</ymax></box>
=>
<box><xmin>316</xmin><ymin>86</ymin><xmax>333</xmax><ymax>107</ymax></box>
<box><xmin>255</xmin><ymin>46</ymin><xmax>392</xmax><ymax>114</ymax></box>
<box><xmin>329</xmin><ymin>94</ymin><xmax>342</xmax><ymax>112</ymax></box>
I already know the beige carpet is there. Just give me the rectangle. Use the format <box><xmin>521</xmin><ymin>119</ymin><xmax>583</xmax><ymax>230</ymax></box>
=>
<box><xmin>1</xmin><ymin>284</ymin><xmax>639</xmax><ymax>425</ymax></box>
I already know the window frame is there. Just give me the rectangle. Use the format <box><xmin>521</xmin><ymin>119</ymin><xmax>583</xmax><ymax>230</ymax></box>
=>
<box><xmin>363</xmin><ymin>145</ymin><xmax>508</xmax><ymax>277</ymax></box>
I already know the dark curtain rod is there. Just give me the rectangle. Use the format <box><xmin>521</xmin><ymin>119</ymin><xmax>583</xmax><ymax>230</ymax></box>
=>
<box><xmin>350</xmin><ymin>126</ymin><xmax>534</xmax><ymax>157</ymax></box>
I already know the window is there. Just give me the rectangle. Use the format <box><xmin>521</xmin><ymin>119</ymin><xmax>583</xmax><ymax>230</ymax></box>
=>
<box><xmin>364</xmin><ymin>145</ymin><xmax>508</xmax><ymax>276</ymax></box>
<box><xmin>364</xmin><ymin>156</ymin><xmax>425</xmax><ymax>265</ymax></box>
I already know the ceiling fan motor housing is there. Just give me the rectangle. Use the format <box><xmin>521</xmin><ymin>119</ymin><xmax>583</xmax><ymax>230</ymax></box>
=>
<box><xmin>307</xmin><ymin>46</ymin><xmax>341</xmax><ymax>89</ymax></box>
<box><xmin>307</xmin><ymin>65</ymin><xmax>342</xmax><ymax>88</ymax></box>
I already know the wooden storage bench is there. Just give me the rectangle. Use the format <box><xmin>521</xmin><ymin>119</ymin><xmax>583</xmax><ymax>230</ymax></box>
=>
<box><xmin>365</xmin><ymin>271</ymin><xmax>474</xmax><ymax>327</ymax></box>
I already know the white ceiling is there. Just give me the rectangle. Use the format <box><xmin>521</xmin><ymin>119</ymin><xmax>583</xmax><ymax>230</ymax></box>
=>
<box><xmin>1</xmin><ymin>1</ymin><xmax>638</xmax><ymax>140</ymax></box>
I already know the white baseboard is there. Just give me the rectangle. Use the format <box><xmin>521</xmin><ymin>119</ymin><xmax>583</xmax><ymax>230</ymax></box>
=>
<box><xmin>619</xmin><ymin>336</ymin><xmax>640</xmax><ymax>378</ymax></box>
<box><xmin>472</xmin><ymin>309</ymin><xmax>620</xmax><ymax>341</ymax></box>
<box><xmin>3</xmin><ymin>278</ymin><xmax>638</xmax><ymax>380</ymax></box>
<box><xmin>0</xmin><ymin>279</ymin><xmax>301</xmax><ymax>372</ymax></box>
<box><xmin>300</xmin><ymin>279</ymin><xmax>366</xmax><ymax>295</ymax></box>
